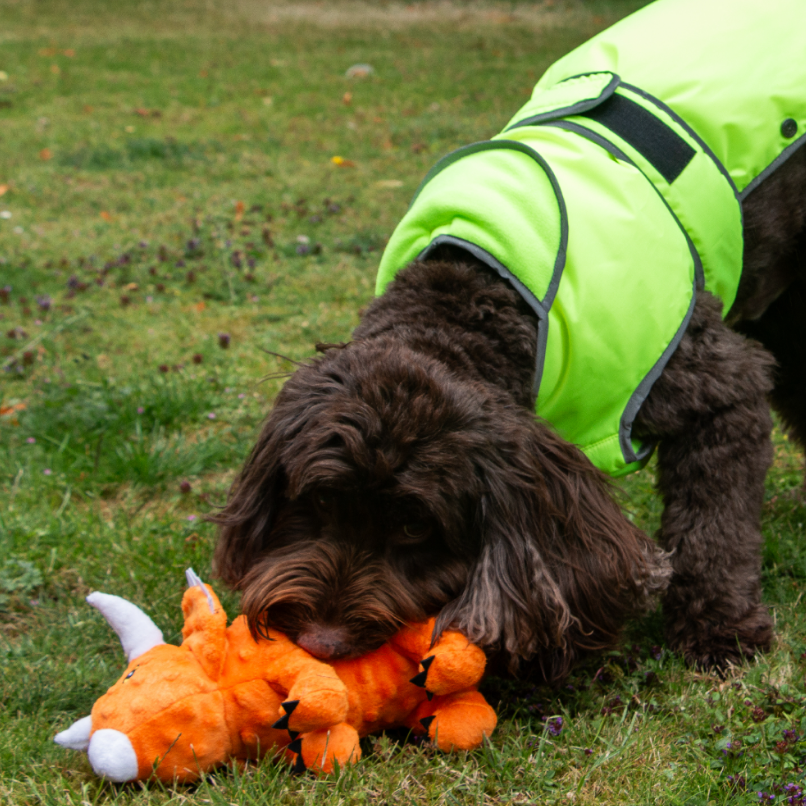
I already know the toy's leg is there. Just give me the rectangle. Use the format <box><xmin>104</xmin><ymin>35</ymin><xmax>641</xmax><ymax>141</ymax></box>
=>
<box><xmin>276</xmin><ymin>670</ymin><xmax>349</xmax><ymax>734</ymax></box>
<box><xmin>290</xmin><ymin>724</ymin><xmax>361</xmax><ymax>774</ymax></box>
<box><xmin>406</xmin><ymin>690</ymin><xmax>497</xmax><ymax>752</ymax></box>
<box><xmin>410</xmin><ymin>631</ymin><xmax>487</xmax><ymax>697</ymax></box>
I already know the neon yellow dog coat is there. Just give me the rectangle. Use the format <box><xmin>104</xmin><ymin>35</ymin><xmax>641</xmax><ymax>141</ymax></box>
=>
<box><xmin>377</xmin><ymin>0</ymin><xmax>806</xmax><ymax>476</ymax></box>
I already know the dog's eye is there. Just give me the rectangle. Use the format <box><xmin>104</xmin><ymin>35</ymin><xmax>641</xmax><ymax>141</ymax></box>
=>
<box><xmin>402</xmin><ymin>522</ymin><xmax>430</xmax><ymax>541</ymax></box>
<box><xmin>315</xmin><ymin>491</ymin><xmax>337</xmax><ymax>512</ymax></box>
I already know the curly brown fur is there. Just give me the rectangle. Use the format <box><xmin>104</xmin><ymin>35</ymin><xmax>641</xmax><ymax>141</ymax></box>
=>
<box><xmin>214</xmin><ymin>144</ymin><xmax>806</xmax><ymax>680</ymax></box>
<box><xmin>213</xmin><ymin>261</ymin><xmax>669</xmax><ymax>679</ymax></box>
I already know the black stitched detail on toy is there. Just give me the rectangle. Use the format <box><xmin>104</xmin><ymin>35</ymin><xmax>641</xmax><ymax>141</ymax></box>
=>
<box><xmin>581</xmin><ymin>93</ymin><xmax>695</xmax><ymax>184</ymax></box>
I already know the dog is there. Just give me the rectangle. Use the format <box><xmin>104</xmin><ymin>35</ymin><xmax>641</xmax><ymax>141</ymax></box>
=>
<box><xmin>212</xmin><ymin>0</ymin><xmax>806</xmax><ymax>681</ymax></box>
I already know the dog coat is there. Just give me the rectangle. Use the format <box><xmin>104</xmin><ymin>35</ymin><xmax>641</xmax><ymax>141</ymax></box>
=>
<box><xmin>376</xmin><ymin>0</ymin><xmax>806</xmax><ymax>477</ymax></box>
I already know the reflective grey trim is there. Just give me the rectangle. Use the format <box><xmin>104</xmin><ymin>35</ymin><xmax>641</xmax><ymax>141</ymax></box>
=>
<box><xmin>418</xmin><ymin>235</ymin><xmax>546</xmax><ymax>319</ymax></box>
<box><xmin>542</xmin><ymin>120</ymin><xmax>631</xmax><ymax>163</ymax></box>
<box><xmin>619</xmin><ymin>278</ymin><xmax>697</xmax><ymax>465</ymax></box>
<box><xmin>407</xmin><ymin>138</ymin><xmax>570</xmax><ymax>399</ymax></box>
<box><xmin>504</xmin><ymin>72</ymin><xmax>620</xmax><ymax>131</ymax></box>
<box><xmin>546</xmin><ymin>119</ymin><xmax>705</xmax><ymax>291</ymax></box>
<box><xmin>417</xmin><ymin>235</ymin><xmax>550</xmax><ymax>401</ymax></box>
<box><xmin>410</xmin><ymin>142</ymin><xmax>569</xmax><ymax>308</ymax></box>
<box><xmin>739</xmin><ymin>131</ymin><xmax>806</xmax><ymax>200</ymax></box>
<box><xmin>407</xmin><ymin>140</ymin><xmax>560</xmax><ymax>213</ymax></box>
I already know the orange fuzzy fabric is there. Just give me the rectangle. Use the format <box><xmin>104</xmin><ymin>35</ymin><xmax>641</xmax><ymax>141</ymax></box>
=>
<box><xmin>88</xmin><ymin>584</ymin><xmax>496</xmax><ymax>780</ymax></box>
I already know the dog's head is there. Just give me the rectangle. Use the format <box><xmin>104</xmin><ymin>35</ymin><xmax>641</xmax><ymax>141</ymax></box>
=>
<box><xmin>213</xmin><ymin>270</ymin><xmax>667</xmax><ymax>678</ymax></box>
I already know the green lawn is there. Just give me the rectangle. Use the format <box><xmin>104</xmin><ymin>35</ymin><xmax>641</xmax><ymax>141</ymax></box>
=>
<box><xmin>3</xmin><ymin>1</ymin><xmax>806</xmax><ymax>803</ymax></box>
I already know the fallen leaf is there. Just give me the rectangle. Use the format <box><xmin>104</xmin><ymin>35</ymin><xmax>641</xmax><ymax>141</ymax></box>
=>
<box><xmin>0</xmin><ymin>402</ymin><xmax>26</xmax><ymax>417</ymax></box>
<box><xmin>234</xmin><ymin>200</ymin><xmax>245</xmax><ymax>220</ymax></box>
<box><xmin>134</xmin><ymin>107</ymin><xmax>150</xmax><ymax>117</ymax></box>
<box><xmin>99</xmin><ymin>211</ymin><xmax>112</xmax><ymax>221</ymax></box>
<box><xmin>125</xmin><ymin>282</ymin><xmax>138</xmax><ymax>291</ymax></box>
<box><xmin>39</xmin><ymin>148</ymin><xmax>53</xmax><ymax>161</ymax></box>
<box><xmin>193</xmin><ymin>301</ymin><xmax>206</xmax><ymax>312</ymax></box>
<box><xmin>63</xmin><ymin>48</ymin><xmax>75</xmax><ymax>57</ymax></box>
<box><xmin>331</xmin><ymin>155</ymin><xmax>356</xmax><ymax>168</ymax></box>
<box><xmin>342</xmin><ymin>92</ymin><xmax>352</xmax><ymax>105</ymax></box>
<box><xmin>0</xmin><ymin>185</ymin><xmax>8</xmax><ymax>196</ymax></box>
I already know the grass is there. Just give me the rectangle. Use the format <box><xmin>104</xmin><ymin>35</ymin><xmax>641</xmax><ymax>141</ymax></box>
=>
<box><xmin>2</xmin><ymin>1</ymin><xmax>806</xmax><ymax>803</ymax></box>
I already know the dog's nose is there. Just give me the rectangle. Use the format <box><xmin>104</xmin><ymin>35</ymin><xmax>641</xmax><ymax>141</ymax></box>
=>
<box><xmin>296</xmin><ymin>624</ymin><xmax>353</xmax><ymax>660</ymax></box>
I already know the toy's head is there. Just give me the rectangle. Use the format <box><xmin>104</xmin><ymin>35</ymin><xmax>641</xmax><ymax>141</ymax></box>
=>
<box><xmin>54</xmin><ymin>571</ymin><xmax>255</xmax><ymax>782</ymax></box>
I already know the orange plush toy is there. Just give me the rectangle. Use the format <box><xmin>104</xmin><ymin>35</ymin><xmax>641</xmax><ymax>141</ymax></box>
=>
<box><xmin>55</xmin><ymin>569</ymin><xmax>496</xmax><ymax>782</ymax></box>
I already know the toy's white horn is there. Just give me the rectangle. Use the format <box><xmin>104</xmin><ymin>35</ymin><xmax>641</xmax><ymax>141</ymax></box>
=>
<box><xmin>86</xmin><ymin>592</ymin><xmax>165</xmax><ymax>662</ymax></box>
<box><xmin>54</xmin><ymin>714</ymin><xmax>93</xmax><ymax>751</ymax></box>
<box><xmin>87</xmin><ymin>729</ymin><xmax>139</xmax><ymax>782</ymax></box>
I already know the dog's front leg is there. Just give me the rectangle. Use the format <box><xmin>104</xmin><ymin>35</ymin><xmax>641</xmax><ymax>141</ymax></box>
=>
<box><xmin>633</xmin><ymin>292</ymin><xmax>775</xmax><ymax>669</ymax></box>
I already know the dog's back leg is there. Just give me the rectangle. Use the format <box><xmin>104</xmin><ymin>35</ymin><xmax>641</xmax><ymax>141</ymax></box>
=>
<box><xmin>633</xmin><ymin>291</ymin><xmax>775</xmax><ymax>669</ymax></box>
<box><xmin>738</xmin><ymin>266</ymin><xmax>806</xmax><ymax>484</ymax></box>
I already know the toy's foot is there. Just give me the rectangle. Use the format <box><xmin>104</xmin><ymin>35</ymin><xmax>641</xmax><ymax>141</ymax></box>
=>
<box><xmin>409</xmin><ymin>690</ymin><xmax>497</xmax><ymax>752</ymax></box>
<box><xmin>275</xmin><ymin>674</ymin><xmax>349</xmax><ymax>733</ymax></box>
<box><xmin>288</xmin><ymin>724</ymin><xmax>361</xmax><ymax>774</ymax></box>
<box><xmin>410</xmin><ymin>630</ymin><xmax>487</xmax><ymax>697</ymax></box>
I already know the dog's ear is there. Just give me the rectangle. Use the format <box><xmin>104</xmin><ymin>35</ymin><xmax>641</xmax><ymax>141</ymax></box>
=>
<box><xmin>435</xmin><ymin>412</ymin><xmax>666</xmax><ymax>678</ymax></box>
<box><xmin>209</xmin><ymin>383</ymin><xmax>303</xmax><ymax>588</ymax></box>
<box><xmin>210</xmin><ymin>430</ymin><xmax>286</xmax><ymax>588</ymax></box>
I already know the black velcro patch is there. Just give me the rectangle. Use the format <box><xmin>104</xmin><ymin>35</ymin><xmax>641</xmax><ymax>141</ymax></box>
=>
<box><xmin>582</xmin><ymin>93</ymin><xmax>695</xmax><ymax>183</ymax></box>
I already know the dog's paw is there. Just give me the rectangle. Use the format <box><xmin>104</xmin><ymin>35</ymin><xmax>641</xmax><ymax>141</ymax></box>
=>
<box><xmin>410</xmin><ymin>630</ymin><xmax>487</xmax><ymax>697</ymax></box>
<box><xmin>668</xmin><ymin>604</ymin><xmax>773</xmax><ymax>672</ymax></box>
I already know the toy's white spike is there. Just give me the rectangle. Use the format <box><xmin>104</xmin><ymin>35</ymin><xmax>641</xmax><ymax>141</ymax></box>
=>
<box><xmin>54</xmin><ymin>714</ymin><xmax>93</xmax><ymax>751</ymax></box>
<box><xmin>86</xmin><ymin>592</ymin><xmax>165</xmax><ymax>662</ymax></box>
<box><xmin>87</xmin><ymin>729</ymin><xmax>140</xmax><ymax>782</ymax></box>
<box><xmin>185</xmin><ymin>567</ymin><xmax>215</xmax><ymax>614</ymax></box>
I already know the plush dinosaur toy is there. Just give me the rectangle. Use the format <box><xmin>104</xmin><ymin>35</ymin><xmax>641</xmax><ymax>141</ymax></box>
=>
<box><xmin>54</xmin><ymin>570</ymin><xmax>496</xmax><ymax>782</ymax></box>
